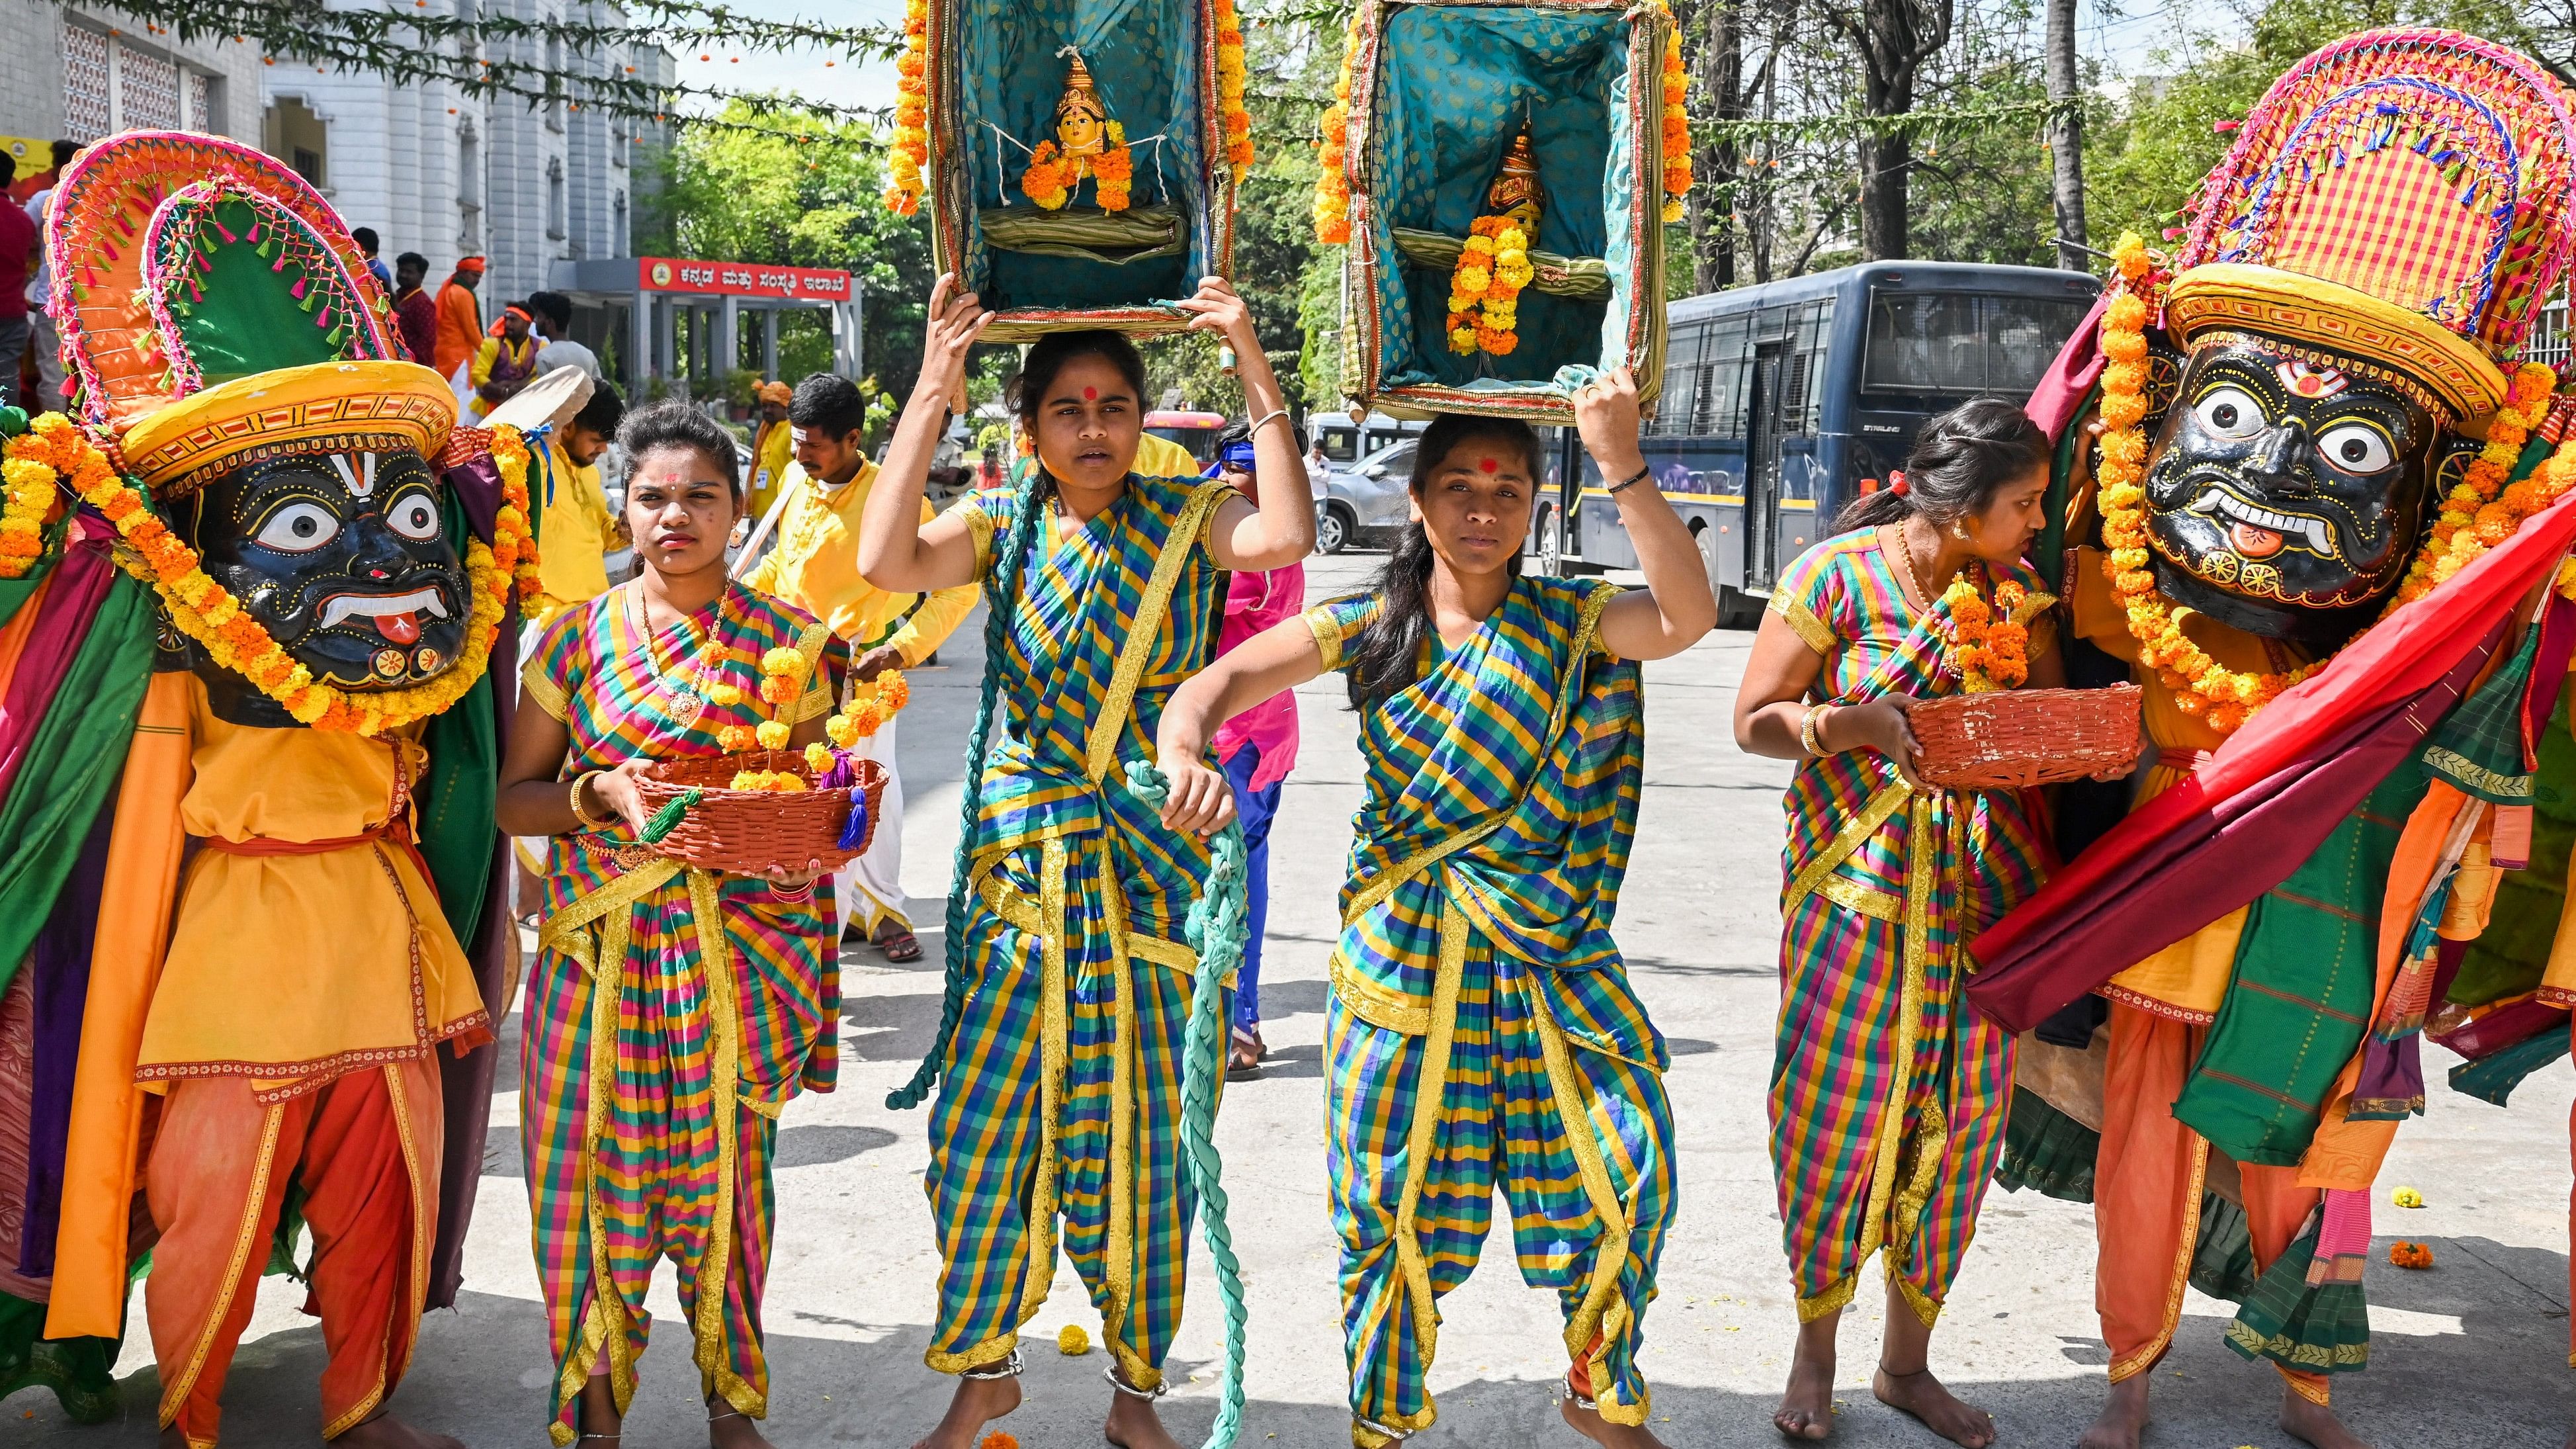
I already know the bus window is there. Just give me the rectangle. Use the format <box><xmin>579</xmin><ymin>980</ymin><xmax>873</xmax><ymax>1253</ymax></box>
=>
<box><xmin>1694</xmin><ymin>316</ymin><xmax>1751</xmax><ymax>437</ymax></box>
<box><xmin>1865</xmin><ymin>291</ymin><xmax>2091</xmax><ymax>395</ymax></box>
<box><xmin>1789</xmin><ymin>297</ymin><xmax>1834</xmax><ymax>434</ymax></box>
<box><xmin>1653</xmin><ymin>320</ymin><xmax>1703</xmax><ymax>437</ymax></box>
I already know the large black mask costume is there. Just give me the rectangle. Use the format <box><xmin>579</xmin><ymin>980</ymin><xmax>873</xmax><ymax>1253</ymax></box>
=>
<box><xmin>2142</xmin><ymin>336</ymin><xmax>2438</xmax><ymax>644</ymax></box>
<box><xmin>188</xmin><ymin>446</ymin><xmax>470</xmax><ymax>726</ymax></box>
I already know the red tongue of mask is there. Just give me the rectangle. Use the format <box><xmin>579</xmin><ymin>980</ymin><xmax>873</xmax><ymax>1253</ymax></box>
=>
<box><xmin>2229</xmin><ymin>522</ymin><xmax>2285</xmax><ymax>559</ymax></box>
<box><xmin>375</xmin><ymin>611</ymin><xmax>422</xmax><ymax>645</ymax></box>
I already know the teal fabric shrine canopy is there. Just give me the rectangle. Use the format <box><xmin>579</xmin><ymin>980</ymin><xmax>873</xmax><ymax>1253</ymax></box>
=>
<box><xmin>934</xmin><ymin>0</ymin><xmax>1227</xmax><ymax>333</ymax></box>
<box><xmin>1347</xmin><ymin>0</ymin><xmax>1666</xmax><ymax>418</ymax></box>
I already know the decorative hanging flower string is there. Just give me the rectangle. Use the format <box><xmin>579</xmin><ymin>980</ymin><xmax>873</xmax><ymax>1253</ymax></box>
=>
<box><xmin>884</xmin><ymin>0</ymin><xmax>931</xmax><ymax>214</ymax></box>
<box><xmin>1655</xmin><ymin>7</ymin><xmax>1690</xmax><ymax>223</ymax></box>
<box><xmin>1447</xmin><ymin>215</ymin><xmax>1532</xmax><ymax>357</ymax></box>
<box><xmin>1312</xmin><ymin>8</ymin><xmax>1361</xmax><ymax>243</ymax></box>
<box><xmin>1211</xmin><ymin>0</ymin><xmax>1254</xmax><ymax>181</ymax></box>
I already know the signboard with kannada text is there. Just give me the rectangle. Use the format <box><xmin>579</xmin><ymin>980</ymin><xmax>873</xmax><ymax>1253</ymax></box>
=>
<box><xmin>638</xmin><ymin>257</ymin><xmax>852</xmax><ymax>301</ymax></box>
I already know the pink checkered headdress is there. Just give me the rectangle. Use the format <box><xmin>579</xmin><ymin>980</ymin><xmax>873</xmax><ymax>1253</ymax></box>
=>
<box><xmin>2165</xmin><ymin>28</ymin><xmax>2576</xmax><ymax>419</ymax></box>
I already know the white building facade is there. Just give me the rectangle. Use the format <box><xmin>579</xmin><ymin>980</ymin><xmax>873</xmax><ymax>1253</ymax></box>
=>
<box><xmin>0</xmin><ymin>2</ymin><xmax>263</xmax><ymax>160</ymax></box>
<box><xmin>259</xmin><ymin>0</ymin><xmax>671</xmax><ymax>308</ymax></box>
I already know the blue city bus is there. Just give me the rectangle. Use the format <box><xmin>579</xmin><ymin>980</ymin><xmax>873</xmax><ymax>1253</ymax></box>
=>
<box><xmin>1532</xmin><ymin>261</ymin><xmax>2100</xmax><ymax>623</ymax></box>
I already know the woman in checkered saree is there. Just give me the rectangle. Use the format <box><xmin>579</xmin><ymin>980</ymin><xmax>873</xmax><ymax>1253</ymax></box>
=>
<box><xmin>856</xmin><ymin>276</ymin><xmax>1316</xmax><ymax>1449</ymax></box>
<box><xmin>1154</xmin><ymin>371</ymin><xmax>1715</xmax><ymax>1448</ymax></box>
<box><xmin>496</xmin><ymin>402</ymin><xmax>846</xmax><ymax>1449</ymax></box>
<box><xmin>1731</xmin><ymin>400</ymin><xmax>2059</xmax><ymax>1448</ymax></box>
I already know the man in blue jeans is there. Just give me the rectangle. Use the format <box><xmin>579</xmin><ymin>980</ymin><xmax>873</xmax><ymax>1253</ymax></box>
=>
<box><xmin>1203</xmin><ymin>423</ymin><xmax>1306</xmax><ymax>1074</ymax></box>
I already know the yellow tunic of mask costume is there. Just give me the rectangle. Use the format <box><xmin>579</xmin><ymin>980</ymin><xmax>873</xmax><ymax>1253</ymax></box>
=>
<box><xmin>134</xmin><ymin>676</ymin><xmax>490</xmax><ymax>1101</ymax></box>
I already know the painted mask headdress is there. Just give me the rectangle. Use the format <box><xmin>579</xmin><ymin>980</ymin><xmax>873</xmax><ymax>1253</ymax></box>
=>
<box><xmin>2094</xmin><ymin>28</ymin><xmax>2576</xmax><ymax>705</ymax></box>
<box><xmin>33</xmin><ymin>131</ymin><xmax>535</xmax><ymax>734</ymax></box>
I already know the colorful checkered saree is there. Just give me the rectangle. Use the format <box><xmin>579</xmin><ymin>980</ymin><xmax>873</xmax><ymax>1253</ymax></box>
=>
<box><xmin>1768</xmin><ymin>530</ymin><xmax>2052</xmax><ymax>1325</ymax></box>
<box><xmin>1307</xmin><ymin>576</ymin><xmax>1673</xmax><ymax>1440</ymax></box>
<box><xmin>516</xmin><ymin>583</ymin><xmax>843</xmax><ymax>1447</ymax></box>
<box><xmin>922</xmin><ymin>475</ymin><xmax>1233</xmax><ymax>1389</ymax></box>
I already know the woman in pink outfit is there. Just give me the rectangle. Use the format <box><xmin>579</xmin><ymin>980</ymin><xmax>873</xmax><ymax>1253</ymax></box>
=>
<box><xmin>1207</xmin><ymin>421</ymin><xmax>1305</xmax><ymax>1075</ymax></box>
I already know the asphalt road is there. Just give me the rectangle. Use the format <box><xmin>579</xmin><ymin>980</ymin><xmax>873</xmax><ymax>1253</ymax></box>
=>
<box><xmin>19</xmin><ymin>550</ymin><xmax>2576</xmax><ymax>1447</ymax></box>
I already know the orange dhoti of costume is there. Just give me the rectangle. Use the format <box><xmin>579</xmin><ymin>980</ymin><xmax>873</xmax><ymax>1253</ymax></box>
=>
<box><xmin>140</xmin><ymin>684</ymin><xmax>489</xmax><ymax>1446</ymax></box>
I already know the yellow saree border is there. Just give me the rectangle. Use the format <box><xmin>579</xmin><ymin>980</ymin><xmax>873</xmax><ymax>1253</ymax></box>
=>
<box><xmin>537</xmin><ymin>856</ymin><xmax>769</xmax><ymax>1437</ymax></box>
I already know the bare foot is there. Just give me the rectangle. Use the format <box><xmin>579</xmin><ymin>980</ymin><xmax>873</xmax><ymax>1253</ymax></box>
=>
<box><xmin>2279</xmin><ymin>1383</ymin><xmax>2371</xmax><ymax>1449</ymax></box>
<box><xmin>1562</xmin><ymin>1391</ymin><xmax>1672</xmax><ymax>1446</ymax></box>
<box><xmin>1105</xmin><ymin>1384</ymin><xmax>1183</xmax><ymax>1449</ymax></box>
<box><xmin>909</xmin><ymin>1373</ymin><xmax>1022</xmax><ymax>1449</ymax></box>
<box><xmin>709</xmin><ymin>1391</ymin><xmax>775</xmax><ymax>1449</ymax></box>
<box><xmin>2076</xmin><ymin>1376</ymin><xmax>2149</xmax><ymax>1449</ymax></box>
<box><xmin>1872</xmin><ymin>1366</ymin><xmax>1994</xmax><ymax>1448</ymax></box>
<box><xmin>1774</xmin><ymin>1312</ymin><xmax>1836</xmax><ymax>1440</ymax></box>
<box><xmin>331</xmin><ymin>1411</ymin><xmax>469</xmax><ymax>1449</ymax></box>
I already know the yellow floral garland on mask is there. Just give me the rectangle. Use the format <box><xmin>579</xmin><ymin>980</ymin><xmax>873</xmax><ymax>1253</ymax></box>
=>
<box><xmin>2098</xmin><ymin>232</ymin><xmax>2575</xmax><ymax>736</ymax></box>
<box><xmin>34</xmin><ymin>410</ymin><xmax>533</xmax><ymax>736</ymax></box>
<box><xmin>2095</xmin><ymin>233</ymin><xmax>2319</xmax><ymax>736</ymax></box>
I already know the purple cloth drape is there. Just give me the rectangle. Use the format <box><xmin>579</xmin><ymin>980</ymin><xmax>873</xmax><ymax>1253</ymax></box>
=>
<box><xmin>19</xmin><ymin>785</ymin><xmax>114</xmax><ymax>1276</ymax></box>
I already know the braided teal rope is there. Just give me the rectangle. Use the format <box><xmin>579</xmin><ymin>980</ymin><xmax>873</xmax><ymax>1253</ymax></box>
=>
<box><xmin>1121</xmin><ymin>761</ymin><xmax>1250</xmax><ymax>1449</ymax></box>
<box><xmin>886</xmin><ymin>469</ymin><xmax>1049</xmax><ymax>1111</ymax></box>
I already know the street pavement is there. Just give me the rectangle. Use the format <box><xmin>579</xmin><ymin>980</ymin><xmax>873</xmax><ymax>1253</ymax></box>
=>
<box><xmin>19</xmin><ymin>550</ymin><xmax>2576</xmax><ymax>1447</ymax></box>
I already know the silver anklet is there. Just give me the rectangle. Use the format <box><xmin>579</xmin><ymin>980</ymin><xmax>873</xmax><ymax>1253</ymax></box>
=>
<box><xmin>1563</xmin><ymin>1389</ymin><xmax>1598</xmax><ymax>1411</ymax></box>
<box><xmin>961</xmin><ymin>1348</ymin><xmax>1024</xmax><ymax>1381</ymax></box>
<box><xmin>1355</xmin><ymin>1415</ymin><xmax>1409</xmax><ymax>1442</ymax></box>
<box><xmin>1104</xmin><ymin>1365</ymin><xmax>1167</xmax><ymax>1400</ymax></box>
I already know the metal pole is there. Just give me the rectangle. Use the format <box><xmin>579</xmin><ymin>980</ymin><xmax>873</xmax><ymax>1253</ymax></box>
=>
<box><xmin>761</xmin><ymin>308</ymin><xmax>779</xmax><ymax>380</ymax></box>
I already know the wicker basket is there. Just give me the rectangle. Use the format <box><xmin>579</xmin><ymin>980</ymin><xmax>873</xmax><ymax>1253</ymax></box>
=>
<box><xmin>1910</xmin><ymin>685</ymin><xmax>2144</xmax><ymax>791</ymax></box>
<box><xmin>634</xmin><ymin>752</ymin><xmax>888</xmax><ymax>876</ymax></box>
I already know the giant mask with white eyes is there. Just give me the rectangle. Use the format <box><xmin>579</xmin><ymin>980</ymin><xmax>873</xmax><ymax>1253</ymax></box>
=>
<box><xmin>185</xmin><ymin>446</ymin><xmax>470</xmax><ymax>725</ymax></box>
<box><xmin>2142</xmin><ymin>337</ymin><xmax>2440</xmax><ymax>643</ymax></box>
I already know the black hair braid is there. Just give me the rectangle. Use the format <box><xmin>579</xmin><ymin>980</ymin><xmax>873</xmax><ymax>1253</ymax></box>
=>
<box><xmin>883</xmin><ymin>465</ymin><xmax>1051</xmax><ymax>1110</ymax></box>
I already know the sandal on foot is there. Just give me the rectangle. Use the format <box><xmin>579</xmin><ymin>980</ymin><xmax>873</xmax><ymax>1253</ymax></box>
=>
<box><xmin>874</xmin><ymin>927</ymin><xmax>923</xmax><ymax>963</ymax></box>
<box><xmin>1227</xmin><ymin>1024</ymin><xmax>1262</xmax><ymax>1078</ymax></box>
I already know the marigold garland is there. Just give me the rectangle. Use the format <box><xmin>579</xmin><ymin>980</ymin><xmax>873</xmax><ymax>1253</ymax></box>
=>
<box><xmin>1942</xmin><ymin>572</ymin><xmax>2028</xmax><ymax>691</ymax></box>
<box><xmin>1656</xmin><ymin>13</ymin><xmax>1690</xmax><ymax>224</ymax></box>
<box><xmin>884</xmin><ymin>0</ymin><xmax>931</xmax><ymax>214</ymax></box>
<box><xmin>828</xmin><ymin>667</ymin><xmax>909</xmax><ymax>745</ymax></box>
<box><xmin>2386</xmin><ymin>361</ymin><xmax>2563</xmax><ymax>608</ymax></box>
<box><xmin>1092</xmin><ymin>122</ymin><xmax>1133</xmax><ymax>212</ymax></box>
<box><xmin>0</xmin><ymin>437</ymin><xmax>63</xmax><ymax>580</ymax></box>
<box><xmin>2094</xmin><ymin>232</ymin><xmax>2319</xmax><ymax>738</ymax></box>
<box><xmin>488</xmin><ymin>426</ymin><xmax>544</xmax><ymax>609</ymax></box>
<box><xmin>44</xmin><ymin>410</ymin><xmax>528</xmax><ymax>736</ymax></box>
<box><xmin>1312</xmin><ymin>8</ymin><xmax>1361</xmax><ymax>243</ymax></box>
<box><xmin>1446</xmin><ymin>216</ymin><xmax>1531</xmax><ymax>357</ymax></box>
<box><xmin>1211</xmin><ymin>0</ymin><xmax>1254</xmax><ymax>181</ymax></box>
<box><xmin>728</xmin><ymin>768</ymin><xmax>808</xmax><ymax>792</ymax></box>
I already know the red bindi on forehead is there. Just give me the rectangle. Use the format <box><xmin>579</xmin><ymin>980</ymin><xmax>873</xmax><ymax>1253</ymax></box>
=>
<box><xmin>1479</xmin><ymin>457</ymin><xmax>1499</xmax><ymax>473</ymax></box>
<box><xmin>1082</xmin><ymin>385</ymin><xmax>1098</xmax><ymax>401</ymax></box>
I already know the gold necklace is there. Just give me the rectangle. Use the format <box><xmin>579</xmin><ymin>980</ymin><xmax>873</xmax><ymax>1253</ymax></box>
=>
<box><xmin>633</xmin><ymin>582</ymin><xmax>731</xmax><ymax>727</ymax></box>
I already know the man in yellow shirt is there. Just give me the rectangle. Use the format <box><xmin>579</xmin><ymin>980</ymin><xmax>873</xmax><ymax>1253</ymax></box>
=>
<box><xmin>743</xmin><ymin>373</ymin><xmax>978</xmax><ymax>960</ymax></box>
<box><xmin>527</xmin><ymin>380</ymin><xmax>626</xmax><ymax>624</ymax></box>
<box><xmin>747</xmin><ymin>378</ymin><xmax>794</xmax><ymax>528</ymax></box>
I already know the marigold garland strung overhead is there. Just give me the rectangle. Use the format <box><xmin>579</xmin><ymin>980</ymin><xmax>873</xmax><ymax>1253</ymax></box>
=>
<box><xmin>37</xmin><ymin>411</ymin><xmax>531</xmax><ymax>736</ymax></box>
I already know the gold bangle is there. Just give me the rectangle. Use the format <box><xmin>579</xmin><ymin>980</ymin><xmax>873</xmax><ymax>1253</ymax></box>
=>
<box><xmin>568</xmin><ymin>770</ymin><xmax>611</xmax><ymax>831</ymax></box>
<box><xmin>1800</xmin><ymin>704</ymin><xmax>1833</xmax><ymax>757</ymax></box>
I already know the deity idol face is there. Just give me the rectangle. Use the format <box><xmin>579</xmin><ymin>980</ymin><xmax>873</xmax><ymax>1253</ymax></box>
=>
<box><xmin>1056</xmin><ymin>104</ymin><xmax>1105</xmax><ymax>157</ymax></box>
<box><xmin>2141</xmin><ymin>335</ymin><xmax>2438</xmax><ymax>644</ymax></box>
<box><xmin>1500</xmin><ymin>198</ymin><xmax>1542</xmax><ymax>238</ymax></box>
<box><xmin>187</xmin><ymin>445</ymin><xmax>468</xmax><ymax>726</ymax></box>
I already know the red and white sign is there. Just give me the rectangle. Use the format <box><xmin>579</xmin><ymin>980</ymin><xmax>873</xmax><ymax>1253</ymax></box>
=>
<box><xmin>638</xmin><ymin>257</ymin><xmax>853</xmax><ymax>301</ymax></box>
